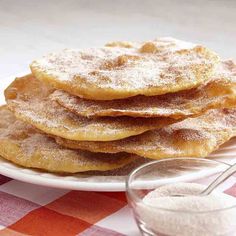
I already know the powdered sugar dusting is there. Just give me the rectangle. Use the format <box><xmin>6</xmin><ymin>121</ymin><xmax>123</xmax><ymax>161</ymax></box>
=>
<box><xmin>51</xmin><ymin>60</ymin><xmax>236</xmax><ymax>119</ymax></box>
<box><xmin>31</xmin><ymin>37</ymin><xmax>219</xmax><ymax>100</ymax></box>
<box><xmin>5</xmin><ymin>75</ymin><xmax>177</xmax><ymax>141</ymax></box>
<box><xmin>57</xmin><ymin>108</ymin><xmax>236</xmax><ymax>159</ymax></box>
<box><xmin>0</xmin><ymin>107</ymin><xmax>136</xmax><ymax>172</ymax></box>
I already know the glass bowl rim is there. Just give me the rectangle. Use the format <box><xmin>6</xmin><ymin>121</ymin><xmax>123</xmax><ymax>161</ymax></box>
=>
<box><xmin>126</xmin><ymin>157</ymin><xmax>236</xmax><ymax>214</ymax></box>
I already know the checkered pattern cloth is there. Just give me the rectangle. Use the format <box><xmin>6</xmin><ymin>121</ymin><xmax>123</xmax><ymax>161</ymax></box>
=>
<box><xmin>0</xmin><ymin>175</ymin><xmax>139</xmax><ymax>235</ymax></box>
<box><xmin>0</xmin><ymin>174</ymin><xmax>235</xmax><ymax>236</ymax></box>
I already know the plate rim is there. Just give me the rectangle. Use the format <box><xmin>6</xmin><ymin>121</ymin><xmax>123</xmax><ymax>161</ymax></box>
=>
<box><xmin>0</xmin><ymin>159</ymin><xmax>126</xmax><ymax>192</ymax></box>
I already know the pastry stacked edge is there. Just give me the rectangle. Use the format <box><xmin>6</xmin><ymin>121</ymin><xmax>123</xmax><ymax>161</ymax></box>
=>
<box><xmin>2</xmin><ymin>37</ymin><xmax>236</xmax><ymax>173</ymax></box>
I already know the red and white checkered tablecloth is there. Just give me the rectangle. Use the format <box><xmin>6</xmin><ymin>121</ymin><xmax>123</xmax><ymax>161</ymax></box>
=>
<box><xmin>0</xmin><ymin>174</ymin><xmax>235</xmax><ymax>236</ymax></box>
<box><xmin>0</xmin><ymin>175</ymin><xmax>139</xmax><ymax>236</ymax></box>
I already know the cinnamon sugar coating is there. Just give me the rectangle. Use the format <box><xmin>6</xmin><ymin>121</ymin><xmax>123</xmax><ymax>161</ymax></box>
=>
<box><xmin>0</xmin><ymin>106</ymin><xmax>137</xmax><ymax>173</ymax></box>
<box><xmin>51</xmin><ymin>61</ymin><xmax>236</xmax><ymax>119</ymax></box>
<box><xmin>4</xmin><ymin>75</ymin><xmax>177</xmax><ymax>141</ymax></box>
<box><xmin>56</xmin><ymin>108</ymin><xmax>236</xmax><ymax>159</ymax></box>
<box><xmin>30</xmin><ymin>37</ymin><xmax>219</xmax><ymax>100</ymax></box>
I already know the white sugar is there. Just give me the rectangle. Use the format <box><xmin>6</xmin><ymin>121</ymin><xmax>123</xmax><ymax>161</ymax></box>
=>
<box><xmin>138</xmin><ymin>183</ymin><xmax>236</xmax><ymax>236</ymax></box>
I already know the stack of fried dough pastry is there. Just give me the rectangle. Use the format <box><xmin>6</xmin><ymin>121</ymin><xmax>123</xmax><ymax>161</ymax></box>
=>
<box><xmin>1</xmin><ymin>37</ymin><xmax>236</xmax><ymax>173</ymax></box>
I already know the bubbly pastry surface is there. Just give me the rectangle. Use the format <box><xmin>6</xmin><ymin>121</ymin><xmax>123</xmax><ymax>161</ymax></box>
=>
<box><xmin>30</xmin><ymin>37</ymin><xmax>219</xmax><ymax>100</ymax></box>
<box><xmin>4</xmin><ymin>75</ymin><xmax>177</xmax><ymax>141</ymax></box>
<box><xmin>51</xmin><ymin>61</ymin><xmax>236</xmax><ymax>118</ymax></box>
<box><xmin>0</xmin><ymin>106</ymin><xmax>137</xmax><ymax>173</ymax></box>
<box><xmin>56</xmin><ymin>109</ymin><xmax>236</xmax><ymax>159</ymax></box>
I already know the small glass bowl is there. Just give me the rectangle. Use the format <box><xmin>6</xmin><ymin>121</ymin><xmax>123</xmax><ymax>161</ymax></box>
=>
<box><xmin>126</xmin><ymin>158</ymin><xmax>236</xmax><ymax>236</ymax></box>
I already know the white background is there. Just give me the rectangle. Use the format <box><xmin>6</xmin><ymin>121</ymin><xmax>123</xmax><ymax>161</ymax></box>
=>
<box><xmin>0</xmin><ymin>0</ymin><xmax>236</xmax><ymax>79</ymax></box>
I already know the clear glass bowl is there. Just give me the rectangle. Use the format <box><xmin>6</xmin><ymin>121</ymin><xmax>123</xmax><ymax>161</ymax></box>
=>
<box><xmin>126</xmin><ymin>158</ymin><xmax>236</xmax><ymax>236</ymax></box>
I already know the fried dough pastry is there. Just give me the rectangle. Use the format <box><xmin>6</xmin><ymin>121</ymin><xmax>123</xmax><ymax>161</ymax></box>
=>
<box><xmin>51</xmin><ymin>61</ymin><xmax>236</xmax><ymax>119</ymax></box>
<box><xmin>30</xmin><ymin>37</ymin><xmax>219</xmax><ymax>100</ymax></box>
<box><xmin>0</xmin><ymin>106</ymin><xmax>137</xmax><ymax>173</ymax></box>
<box><xmin>4</xmin><ymin>75</ymin><xmax>177</xmax><ymax>141</ymax></box>
<box><xmin>56</xmin><ymin>109</ymin><xmax>236</xmax><ymax>159</ymax></box>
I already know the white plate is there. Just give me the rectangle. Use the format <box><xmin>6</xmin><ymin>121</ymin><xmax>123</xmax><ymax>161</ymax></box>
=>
<box><xmin>0</xmin><ymin>138</ymin><xmax>236</xmax><ymax>192</ymax></box>
<box><xmin>1</xmin><ymin>74</ymin><xmax>236</xmax><ymax>192</ymax></box>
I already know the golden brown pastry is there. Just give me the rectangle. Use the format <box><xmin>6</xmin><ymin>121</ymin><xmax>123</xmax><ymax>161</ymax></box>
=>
<box><xmin>51</xmin><ymin>60</ymin><xmax>236</xmax><ymax>119</ymax></box>
<box><xmin>4</xmin><ymin>75</ymin><xmax>177</xmax><ymax>141</ymax></box>
<box><xmin>56</xmin><ymin>109</ymin><xmax>236</xmax><ymax>159</ymax></box>
<box><xmin>0</xmin><ymin>106</ymin><xmax>137</xmax><ymax>173</ymax></box>
<box><xmin>30</xmin><ymin>37</ymin><xmax>219</xmax><ymax>100</ymax></box>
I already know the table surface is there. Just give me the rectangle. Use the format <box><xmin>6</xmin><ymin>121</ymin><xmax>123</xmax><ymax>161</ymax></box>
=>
<box><xmin>0</xmin><ymin>0</ymin><xmax>236</xmax><ymax>235</ymax></box>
